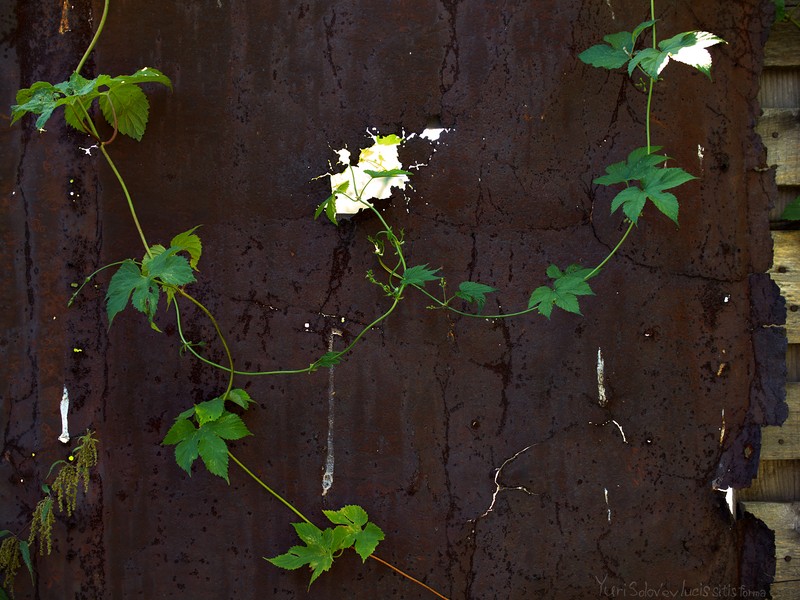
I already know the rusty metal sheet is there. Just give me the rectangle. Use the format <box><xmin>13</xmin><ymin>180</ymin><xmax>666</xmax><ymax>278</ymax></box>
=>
<box><xmin>1</xmin><ymin>0</ymin><xmax>782</xmax><ymax>598</ymax></box>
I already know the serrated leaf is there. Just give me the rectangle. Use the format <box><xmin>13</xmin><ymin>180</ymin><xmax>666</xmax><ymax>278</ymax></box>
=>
<box><xmin>267</xmin><ymin>540</ymin><xmax>334</xmax><ymax>588</ymax></box>
<box><xmin>528</xmin><ymin>265</ymin><xmax>595</xmax><ymax>318</ymax></box>
<box><xmin>205</xmin><ymin>412</ymin><xmax>252</xmax><ymax>441</ymax></box>
<box><xmin>610</xmin><ymin>186</ymin><xmax>648</xmax><ymax>223</ymax></box>
<box><xmin>454</xmin><ymin>281</ymin><xmax>497</xmax><ymax>312</ymax></box>
<box><xmin>353</xmin><ymin>522</ymin><xmax>384</xmax><ymax>562</ymax></box>
<box><xmin>163</xmin><ymin>418</ymin><xmax>196</xmax><ymax>445</ymax></box>
<box><xmin>197</xmin><ymin>429</ymin><xmax>229</xmax><ymax>482</ymax></box>
<box><xmin>194</xmin><ymin>397</ymin><xmax>225</xmax><ymax>425</ymax></box>
<box><xmin>177</xmin><ymin>406</ymin><xmax>196</xmax><ymax>420</ymax></box>
<box><xmin>324</xmin><ymin>505</ymin><xmax>369</xmax><ymax>528</ymax></box>
<box><xmin>226</xmin><ymin>388</ymin><xmax>254</xmax><ymax>409</ymax></box>
<box><xmin>594</xmin><ymin>146</ymin><xmax>666</xmax><ymax>186</ymax></box>
<box><xmin>170</xmin><ymin>226</ymin><xmax>203</xmax><ymax>270</ymax></box>
<box><xmin>105</xmin><ymin>260</ymin><xmax>159</xmax><ymax>326</ymax></box>
<box><xmin>143</xmin><ymin>247</ymin><xmax>195</xmax><ymax>287</ymax></box>
<box><xmin>401</xmin><ymin>264</ymin><xmax>441</xmax><ymax>286</ymax></box>
<box><xmin>174</xmin><ymin>433</ymin><xmax>200</xmax><ymax>475</ymax></box>
<box><xmin>99</xmin><ymin>83</ymin><xmax>150</xmax><ymax>141</ymax></box>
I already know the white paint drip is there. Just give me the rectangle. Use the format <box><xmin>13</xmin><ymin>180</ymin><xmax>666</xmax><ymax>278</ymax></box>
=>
<box><xmin>596</xmin><ymin>347</ymin><xmax>607</xmax><ymax>407</ymax></box>
<box><xmin>58</xmin><ymin>385</ymin><xmax>70</xmax><ymax>443</ymax></box>
<box><xmin>321</xmin><ymin>329</ymin><xmax>343</xmax><ymax>496</ymax></box>
<box><xmin>605</xmin><ymin>0</ymin><xmax>616</xmax><ymax>19</ymax></box>
<box><xmin>604</xmin><ymin>487</ymin><xmax>611</xmax><ymax>522</ymax></box>
<box><xmin>697</xmin><ymin>144</ymin><xmax>705</xmax><ymax>165</ymax></box>
<box><xmin>480</xmin><ymin>444</ymin><xmax>536</xmax><ymax>518</ymax></box>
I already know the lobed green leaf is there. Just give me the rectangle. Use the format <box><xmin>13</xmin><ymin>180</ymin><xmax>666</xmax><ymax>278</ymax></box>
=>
<box><xmin>197</xmin><ymin>430</ymin><xmax>229</xmax><ymax>482</ymax></box>
<box><xmin>105</xmin><ymin>260</ymin><xmax>159</xmax><ymax>326</ymax></box>
<box><xmin>143</xmin><ymin>247</ymin><xmax>195</xmax><ymax>287</ymax></box>
<box><xmin>194</xmin><ymin>397</ymin><xmax>225</xmax><ymax>425</ymax></box>
<box><xmin>99</xmin><ymin>83</ymin><xmax>149</xmax><ymax>141</ymax></box>
<box><xmin>163</xmin><ymin>418</ymin><xmax>196</xmax><ymax>445</ymax></box>
<box><xmin>455</xmin><ymin>281</ymin><xmax>497</xmax><ymax>312</ymax></box>
<box><xmin>401</xmin><ymin>264</ymin><xmax>441</xmax><ymax>287</ymax></box>
<box><xmin>205</xmin><ymin>412</ymin><xmax>252</xmax><ymax>441</ymax></box>
<box><xmin>170</xmin><ymin>226</ymin><xmax>203</xmax><ymax>270</ymax></box>
<box><xmin>226</xmin><ymin>388</ymin><xmax>255</xmax><ymax>410</ymax></box>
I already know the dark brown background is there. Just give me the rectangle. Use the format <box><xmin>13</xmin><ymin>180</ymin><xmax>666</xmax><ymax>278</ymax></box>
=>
<box><xmin>0</xmin><ymin>0</ymin><xmax>785</xmax><ymax>598</ymax></box>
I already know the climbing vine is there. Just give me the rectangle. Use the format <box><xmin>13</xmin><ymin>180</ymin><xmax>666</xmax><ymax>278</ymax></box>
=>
<box><xmin>6</xmin><ymin>0</ymin><xmax>724</xmax><ymax>596</ymax></box>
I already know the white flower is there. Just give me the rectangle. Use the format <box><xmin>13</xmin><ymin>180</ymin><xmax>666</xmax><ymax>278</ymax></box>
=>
<box><xmin>329</xmin><ymin>134</ymin><xmax>408</xmax><ymax>215</ymax></box>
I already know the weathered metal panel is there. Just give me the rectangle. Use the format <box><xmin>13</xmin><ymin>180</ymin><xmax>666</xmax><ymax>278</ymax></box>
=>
<box><xmin>1</xmin><ymin>0</ymin><xmax>782</xmax><ymax>598</ymax></box>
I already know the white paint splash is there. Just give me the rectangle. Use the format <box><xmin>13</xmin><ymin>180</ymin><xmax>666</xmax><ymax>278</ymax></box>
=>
<box><xmin>604</xmin><ymin>487</ymin><xmax>611</xmax><ymax>522</ymax></box>
<box><xmin>596</xmin><ymin>347</ymin><xmax>607</xmax><ymax>407</ymax></box>
<box><xmin>605</xmin><ymin>0</ymin><xmax>616</xmax><ymax>19</ymax></box>
<box><xmin>322</xmin><ymin>329</ymin><xmax>343</xmax><ymax>496</ymax></box>
<box><xmin>610</xmin><ymin>419</ymin><xmax>628</xmax><ymax>443</ymax></box>
<box><xmin>58</xmin><ymin>385</ymin><xmax>70</xmax><ymax>443</ymax></box>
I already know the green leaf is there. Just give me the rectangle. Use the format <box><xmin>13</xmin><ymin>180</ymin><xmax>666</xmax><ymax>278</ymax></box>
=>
<box><xmin>528</xmin><ymin>264</ymin><xmax>595</xmax><ymax>318</ymax></box>
<box><xmin>174</xmin><ymin>433</ymin><xmax>200</xmax><ymax>475</ymax></box>
<box><xmin>353</xmin><ymin>522</ymin><xmax>384</xmax><ymax>562</ymax></box>
<box><xmin>312</xmin><ymin>351</ymin><xmax>343</xmax><ymax>371</ymax></box>
<box><xmin>205</xmin><ymin>412</ymin><xmax>252</xmax><ymax>441</ymax></box>
<box><xmin>105</xmin><ymin>260</ymin><xmax>159</xmax><ymax>326</ymax></box>
<box><xmin>170</xmin><ymin>226</ymin><xmax>203</xmax><ymax>270</ymax></box>
<box><xmin>640</xmin><ymin>166</ymin><xmax>695</xmax><ymax>225</ymax></box>
<box><xmin>628</xmin><ymin>47</ymin><xmax>669</xmax><ymax>79</ymax></box>
<box><xmin>197</xmin><ymin>429</ymin><xmax>229</xmax><ymax>482</ymax></box>
<box><xmin>0</xmin><ymin>531</ymin><xmax>10</xmax><ymax>539</ymax></box>
<box><xmin>610</xmin><ymin>186</ymin><xmax>648</xmax><ymax>223</ymax></box>
<box><xmin>774</xmin><ymin>0</ymin><xmax>786</xmax><ymax>21</ymax></box>
<box><xmin>324</xmin><ymin>505</ymin><xmax>368</xmax><ymax>528</ymax></box>
<box><xmin>19</xmin><ymin>540</ymin><xmax>33</xmax><ymax>583</ymax></box>
<box><xmin>658</xmin><ymin>31</ymin><xmax>726</xmax><ymax>79</ymax></box>
<box><xmin>594</xmin><ymin>146</ymin><xmax>665</xmax><ymax>186</ymax></box>
<box><xmin>142</xmin><ymin>247</ymin><xmax>196</xmax><ymax>287</ymax></box>
<box><xmin>163</xmin><ymin>418</ymin><xmax>196</xmax><ymax>445</ymax></box>
<box><xmin>226</xmin><ymin>388</ymin><xmax>254</xmax><ymax>410</ymax></box>
<box><xmin>267</xmin><ymin>523</ymin><xmax>336</xmax><ymax>588</ymax></box>
<box><xmin>0</xmin><ymin>586</ymin><xmax>10</xmax><ymax>600</ymax></box>
<box><xmin>110</xmin><ymin>67</ymin><xmax>173</xmax><ymax>90</ymax></box>
<box><xmin>375</xmin><ymin>134</ymin><xmax>402</xmax><ymax>145</ymax></box>
<box><xmin>579</xmin><ymin>43</ymin><xmax>630</xmax><ymax>70</ymax></box>
<box><xmin>177</xmin><ymin>406</ymin><xmax>196</xmax><ymax>420</ymax></box>
<box><xmin>781</xmin><ymin>196</ymin><xmax>800</xmax><ymax>220</ymax></box>
<box><xmin>99</xmin><ymin>83</ymin><xmax>149</xmax><ymax>141</ymax></box>
<box><xmin>363</xmin><ymin>169</ymin><xmax>412</xmax><ymax>178</ymax></box>
<box><xmin>454</xmin><ymin>281</ymin><xmax>497</xmax><ymax>312</ymax></box>
<box><xmin>194</xmin><ymin>397</ymin><xmax>226</xmax><ymax>425</ymax></box>
<box><xmin>11</xmin><ymin>81</ymin><xmax>60</xmax><ymax>128</ymax></box>
<box><xmin>401</xmin><ymin>264</ymin><xmax>441</xmax><ymax>286</ymax></box>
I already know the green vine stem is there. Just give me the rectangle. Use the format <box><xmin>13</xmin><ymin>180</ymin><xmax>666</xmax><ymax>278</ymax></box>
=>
<box><xmin>74</xmin><ymin>0</ymin><xmax>110</xmax><ymax>76</ymax></box>
<box><xmin>228</xmin><ymin>452</ymin><xmax>451</xmax><ymax>600</ymax></box>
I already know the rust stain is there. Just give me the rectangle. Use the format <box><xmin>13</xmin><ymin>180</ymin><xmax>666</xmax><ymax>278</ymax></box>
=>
<box><xmin>59</xmin><ymin>0</ymin><xmax>70</xmax><ymax>34</ymax></box>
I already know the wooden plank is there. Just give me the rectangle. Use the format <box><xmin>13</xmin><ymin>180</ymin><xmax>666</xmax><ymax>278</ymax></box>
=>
<box><xmin>762</xmin><ymin>384</ymin><xmax>800</xmax><ymax>460</ymax></box>
<box><xmin>757</xmin><ymin>109</ymin><xmax>800</xmax><ymax>186</ymax></box>
<box><xmin>739</xmin><ymin>502</ymin><xmax>800</xmax><ymax>595</ymax></box>
<box><xmin>759</xmin><ymin>69</ymin><xmax>800</xmax><ymax>109</ymax></box>
<box><xmin>789</xmin><ymin>345</ymin><xmax>800</xmax><ymax>382</ymax></box>
<box><xmin>771</xmin><ymin>231</ymin><xmax>800</xmax><ymax>341</ymax></box>
<box><xmin>765</xmin><ymin>22</ymin><xmax>800</xmax><ymax>67</ymax></box>
<box><xmin>737</xmin><ymin>460</ymin><xmax>800</xmax><ymax>502</ymax></box>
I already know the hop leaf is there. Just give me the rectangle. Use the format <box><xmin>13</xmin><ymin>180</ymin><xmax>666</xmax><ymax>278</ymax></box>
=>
<box><xmin>454</xmin><ymin>281</ymin><xmax>497</xmax><ymax>312</ymax></box>
<box><xmin>528</xmin><ymin>264</ymin><xmax>596</xmax><ymax>318</ymax></box>
<box><xmin>401</xmin><ymin>264</ymin><xmax>441</xmax><ymax>286</ymax></box>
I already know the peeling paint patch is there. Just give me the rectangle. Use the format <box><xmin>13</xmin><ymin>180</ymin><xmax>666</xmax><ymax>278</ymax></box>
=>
<box><xmin>322</xmin><ymin>329</ymin><xmax>342</xmax><ymax>496</ymax></box>
<box><xmin>59</xmin><ymin>385</ymin><xmax>70</xmax><ymax>443</ymax></box>
<box><xmin>597</xmin><ymin>347</ymin><xmax>607</xmax><ymax>407</ymax></box>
